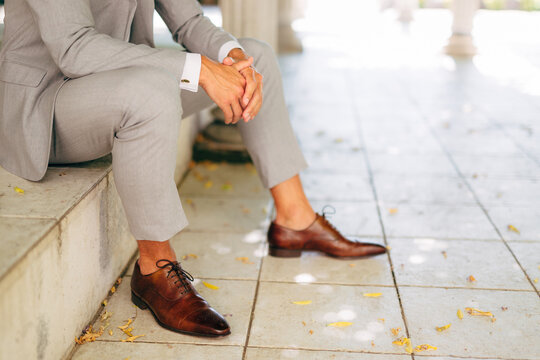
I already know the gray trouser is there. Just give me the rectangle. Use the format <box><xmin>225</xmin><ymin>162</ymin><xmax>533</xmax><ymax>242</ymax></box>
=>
<box><xmin>49</xmin><ymin>38</ymin><xmax>307</xmax><ymax>241</ymax></box>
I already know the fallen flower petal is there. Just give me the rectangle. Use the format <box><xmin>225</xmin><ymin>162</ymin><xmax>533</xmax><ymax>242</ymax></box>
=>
<box><xmin>202</xmin><ymin>281</ymin><xmax>219</xmax><ymax>290</ymax></box>
<box><xmin>204</xmin><ymin>180</ymin><xmax>213</xmax><ymax>188</ymax></box>
<box><xmin>435</xmin><ymin>323</ymin><xmax>451</xmax><ymax>331</ymax></box>
<box><xmin>507</xmin><ymin>224</ymin><xmax>520</xmax><ymax>234</ymax></box>
<box><xmin>391</xmin><ymin>327</ymin><xmax>401</xmax><ymax>336</ymax></box>
<box><xmin>363</xmin><ymin>292</ymin><xmax>382</xmax><ymax>297</ymax></box>
<box><xmin>121</xmin><ymin>335</ymin><xmax>145</xmax><ymax>343</ymax></box>
<box><xmin>467</xmin><ymin>275</ymin><xmax>476</xmax><ymax>282</ymax></box>
<box><xmin>389</xmin><ymin>208</ymin><xmax>398</xmax><ymax>214</ymax></box>
<box><xmin>292</xmin><ymin>300</ymin><xmax>312</xmax><ymax>305</ymax></box>
<box><xmin>415</xmin><ymin>344</ymin><xmax>438</xmax><ymax>351</ymax></box>
<box><xmin>457</xmin><ymin>309</ymin><xmax>463</xmax><ymax>319</ymax></box>
<box><xmin>465</xmin><ymin>307</ymin><xmax>496</xmax><ymax>322</ymax></box>
<box><xmin>236</xmin><ymin>257</ymin><xmax>254</xmax><ymax>264</ymax></box>
<box><xmin>327</xmin><ymin>322</ymin><xmax>352</xmax><ymax>327</ymax></box>
<box><xmin>14</xmin><ymin>186</ymin><xmax>24</xmax><ymax>194</ymax></box>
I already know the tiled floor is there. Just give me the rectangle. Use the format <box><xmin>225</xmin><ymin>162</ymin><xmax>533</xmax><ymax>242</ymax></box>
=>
<box><xmin>71</xmin><ymin>1</ymin><xmax>540</xmax><ymax>359</ymax></box>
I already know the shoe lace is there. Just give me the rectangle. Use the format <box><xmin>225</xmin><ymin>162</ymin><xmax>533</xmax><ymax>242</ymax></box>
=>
<box><xmin>320</xmin><ymin>205</ymin><xmax>340</xmax><ymax>234</ymax></box>
<box><xmin>156</xmin><ymin>259</ymin><xmax>194</xmax><ymax>293</ymax></box>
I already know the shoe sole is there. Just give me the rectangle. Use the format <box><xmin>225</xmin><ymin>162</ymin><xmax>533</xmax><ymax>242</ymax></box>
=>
<box><xmin>268</xmin><ymin>245</ymin><xmax>387</xmax><ymax>259</ymax></box>
<box><xmin>131</xmin><ymin>291</ymin><xmax>231</xmax><ymax>338</ymax></box>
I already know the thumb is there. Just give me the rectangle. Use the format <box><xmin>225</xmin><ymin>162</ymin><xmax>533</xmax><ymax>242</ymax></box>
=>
<box><xmin>222</xmin><ymin>56</ymin><xmax>234</xmax><ymax>66</ymax></box>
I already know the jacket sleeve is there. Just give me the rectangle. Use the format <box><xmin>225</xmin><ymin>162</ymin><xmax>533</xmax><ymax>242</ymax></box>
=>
<box><xmin>155</xmin><ymin>0</ymin><xmax>239</xmax><ymax>61</ymax></box>
<box><xmin>25</xmin><ymin>0</ymin><xmax>187</xmax><ymax>80</ymax></box>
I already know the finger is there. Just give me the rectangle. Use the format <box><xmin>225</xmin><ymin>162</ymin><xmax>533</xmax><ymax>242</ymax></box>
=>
<box><xmin>241</xmin><ymin>70</ymin><xmax>257</xmax><ymax>107</ymax></box>
<box><xmin>242</xmin><ymin>90</ymin><xmax>262</xmax><ymax>122</ymax></box>
<box><xmin>231</xmin><ymin>99</ymin><xmax>244</xmax><ymax>124</ymax></box>
<box><xmin>222</xmin><ymin>104</ymin><xmax>233</xmax><ymax>124</ymax></box>
<box><xmin>232</xmin><ymin>57</ymin><xmax>253</xmax><ymax>72</ymax></box>
<box><xmin>222</xmin><ymin>57</ymin><xmax>234</xmax><ymax>66</ymax></box>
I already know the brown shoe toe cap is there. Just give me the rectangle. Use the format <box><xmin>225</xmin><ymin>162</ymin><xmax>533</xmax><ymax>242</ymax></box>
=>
<box><xmin>181</xmin><ymin>307</ymin><xmax>231</xmax><ymax>336</ymax></box>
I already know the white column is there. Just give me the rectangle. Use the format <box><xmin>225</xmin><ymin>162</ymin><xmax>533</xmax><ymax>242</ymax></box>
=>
<box><xmin>445</xmin><ymin>0</ymin><xmax>479</xmax><ymax>56</ymax></box>
<box><xmin>278</xmin><ymin>0</ymin><xmax>305</xmax><ymax>53</ymax></box>
<box><xmin>220</xmin><ymin>0</ymin><xmax>279</xmax><ymax>51</ymax></box>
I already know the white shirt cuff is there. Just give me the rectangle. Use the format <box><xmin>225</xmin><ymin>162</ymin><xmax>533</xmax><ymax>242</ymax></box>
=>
<box><xmin>218</xmin><ymin>41</ymin><xmax>244</xmax><ymax>63</ymax></box>
<box><xmin>180</xmin><ymin>53</ymin><xmax>201</xmax><ymax>92</ymax></box>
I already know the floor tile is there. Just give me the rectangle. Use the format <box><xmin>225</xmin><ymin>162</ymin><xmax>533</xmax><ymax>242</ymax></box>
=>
<box><xmin>72</xmin><ymin>342</ymin><xmax>243</xmax><ymax>360</ymax></box>
<box><xmin>387</xmin><ymin>238</ymin><xmax>532</xmax><ymax>290</ymax></box>
<box><xmin>181</xmin><ymin>196</ymin><xmax>271</xmax><ymax>233</ymax></box>
<box><xmin>452</xmin><ymin>154</ymin><xmax>540</xmax><ymax>180</ymax></box>
<box><xmin>126</xmin><ymin>232</ymin><xmax>266</xmax><ymax>280</ymax></box>
<box><xmin>309</xmin><ymin>201</ymin><xmax>383</xmax><ymax>237</ymax></box>
<box><xmin>245</xmin><ymin>347</ymin><xmax>411</xmax><ymax>359</ymax></box>
<box><xmin>301</xmin><ymin>172</ymin><xmax>373</xmax><ymax>202</ymax></box>
<box><xmin>373</xmin><ymin>175</ymin><xmax>476</xmax><ymax>205</ymax></box>
<box><xmin>485</xmin><ymin>207</ymin><xmax>540</xmax><ymax>242</ymax></box>
<box><xmin>93</xmin><ymin>278</ymin><xmax>256</xmax><ymax>346</ymax></box>
<box><xmin>380</xmin><ymin>204</ymin><xmax>500</xmax><ymax>240</ymax></box>
<box><xmin>179</xmin><ymin>163</ymin><xmax>268</xmax><ymax>199</ymax></box>
<box><xmin>468</xmin><ymin>177</ymin><xmax>540</xmax><ymax>207</ymax></box>
<box><xmin>507</xmin><ymin>241</ymin><xmax>540</xmax><ymax>292</ymax></box>
<box><xmin>369</xmin><ymin>154</ymin><xmax>457</xmax><ymax>177</ymax></box>
<box><xmin>303</xmin><ymin>150</ymin><xmax>368</xmax><ymax>174</ymax></box>
<box><xmin>0</xmin><ymin>166</ymin><xmax>108</xmax><ymax>219</ymax></box>
<box><xmin>260</xmin><ymin>246</ymin><xmax>392</xmax><ymax>286</ymax></box>
<box><xmin>248</xmin><ymin>282</ymin><xmax>408</xmax><ymax>353</ymax></box>
<box><xmin>399</xmin><ymin>287</ymin><xmax>540</xmax><ymax>359</ymax></box>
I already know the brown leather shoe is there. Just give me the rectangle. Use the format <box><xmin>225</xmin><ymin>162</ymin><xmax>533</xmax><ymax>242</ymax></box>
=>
<box><xmin>267</xmin><ymin>213</ymin><xmax>387</xmax><ymax>258</ymax></box>
<box><xmin>130</xmin><ymin>259</ymin><xmax>230</xmax><ymax>337</ymax></box>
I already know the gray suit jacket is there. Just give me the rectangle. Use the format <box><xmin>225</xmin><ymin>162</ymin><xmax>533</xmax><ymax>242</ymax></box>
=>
<box><xmin>0</xmin><ymin>0</ymin><xmax>235</xmax><ymax>181</ymax></box>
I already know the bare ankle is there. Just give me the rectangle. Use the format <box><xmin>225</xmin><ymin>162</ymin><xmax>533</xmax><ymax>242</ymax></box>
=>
<box><xmin>137</xmin><ymin>240</ymin><xmax>177</xmax><ymax>275</ymax></box>
<box><xmin>274</xmin><ymin>209</ymin><xmax>316</xmax><ymax>231</ymax></box>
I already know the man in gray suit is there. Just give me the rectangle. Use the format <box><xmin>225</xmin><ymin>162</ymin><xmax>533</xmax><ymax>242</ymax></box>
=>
<box><xmin>0</xmin><ymin>0</ymin><xmax>386</xmax><ymax>336</ymax></box>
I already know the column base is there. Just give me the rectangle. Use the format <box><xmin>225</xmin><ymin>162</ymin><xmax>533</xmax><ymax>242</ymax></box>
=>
<box><xmin>445</xmin><ymin>34</ymin><xmax>477</xmax><ymax>57</ymax></box>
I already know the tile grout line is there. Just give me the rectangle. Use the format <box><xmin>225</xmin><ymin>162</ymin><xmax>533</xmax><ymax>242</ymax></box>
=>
<box><xmin>241</xmin><ymin>198</ymin><xmax>273</xmax><ymax>360</ymax></box>
<box><xmin>399</xmin><ymin>79</ymin><xmax>540</xmax><ymax>299</ymax></box>
<box><xmin>345</xmin><ymin>71</ymin><xmax>416</xmax><ymax>360</ymax></box>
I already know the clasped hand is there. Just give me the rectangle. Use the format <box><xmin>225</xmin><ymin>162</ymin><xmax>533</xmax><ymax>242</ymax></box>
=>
<box><xmin>199</xmin><ymin>50</ymin><xmax>263</xmax><ymax>125</ymax></box>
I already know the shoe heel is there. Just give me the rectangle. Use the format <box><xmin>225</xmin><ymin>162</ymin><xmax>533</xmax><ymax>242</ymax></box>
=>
<box><xmin>131</xmin><ymin>291</ymin><xmax>148</xmax><ymax>310</ymax></box>
<box><xmin>269</xmin><ymin>246</ymin><xmax>302</xmax><ymax>258</ymax></box>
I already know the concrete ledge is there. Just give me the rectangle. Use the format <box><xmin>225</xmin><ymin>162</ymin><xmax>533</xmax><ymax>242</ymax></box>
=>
<box><xmin>0</xmin><ymin>112</ymin><xmax>204</xmax><ymax>360</ymax></box>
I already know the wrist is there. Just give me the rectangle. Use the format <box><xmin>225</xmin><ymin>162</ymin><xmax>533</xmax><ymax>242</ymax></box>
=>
<box><xmin>199</xmin><ymin>56</ymin><xmax>211</xmax><ymax>87</ymax></box>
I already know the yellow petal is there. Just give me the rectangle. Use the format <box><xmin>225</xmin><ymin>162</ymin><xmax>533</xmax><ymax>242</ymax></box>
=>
<box><xmin>108</xmin><ymin>329</ymin><xmax>113</xmax><ymax>336</ymax></box>
<box><xmin>436</xmin><ymin>323</ymin><xmax>451</xmax><ymax>331</ymax></box>
<box><xmin>348</xmin><ymin>263</ymin><xmax>356</xmax><ymax>267</ymax></box>
<box><xmin>457</xmin><ymin>309</ymin><xmax>463</xmax><ymax>319</ymax></box>
<box><xmin>467</xmin><ymin>275</ymin><xmax>476</xmax><ymax>282</ymax></box>
<box><xmin>363</xmin><ymin>292</ymin><xmax>382</xmax><ymax>297</ymax></box>
<box><xmin>102</xmin><ymin>300</ymin><xmax>108</xmax><ymax>306</ymax></box>
<box><xmin>334</xmin><ymin>138</ymin><xmax>344</xmax><ymax>143</ymax></box>
<box><xmin>507</xmin><ymin>224</ymin><xmax>520</xmax><ymax>234</ymax></box>
<box><xmin>534</xmin><ymin>278</ymin><xmax>538</xmax><ymax>283</ymax></box>
<box><xmin>14</xmin><ymin>186</ymin><xmax>24</xmax><ymax>194</ymax></box>
<box><xmin>202</xmin><ymin>281</ymin><xmax>219</xmax><ymax>290</ymax></box>
<box><xmin>415</xmin><ymin>344</ymin><xmax>438</xmax><ymax>351</ymax></box>
<box><xmin>110</xmin><ymin>286</ymin><xmax>116</xmax><ymax>293</ymax></box>
<box><xmin>235</xmin><ymin>256</ymin><xmax>254</xmax><ymax>264</ymax></box>
<box><xmin>292</xmin><ymin>300</ymin><xmax>312</xmax><ymax>305</ymax></box>
<box><xmin>204</xmin><ymin>180</ymin><xmax>213</xmax><ymax>188</ymax></box>
<box><xmin>221</xmin><ymin>183</ymin><xmax>233</xmax><ymax>191</ymax></box>
<box><xmin>389</xmin><ymin>208</ymin><xmax>398</xmax><ymax>214</ymax></box>
<box><xmin>391</xmin><ymin>327</ymin><xmax>401</xmax><ymax>336</ymax></box>
<box><xmin>378</xmin><ymin>318</ymin><xmax>385</xmax><ymax>323</ymax></box>
<box><xmin>327</xmin><ymin>321</ymin><xmax>352</xmax><ymax>327</ymax></box>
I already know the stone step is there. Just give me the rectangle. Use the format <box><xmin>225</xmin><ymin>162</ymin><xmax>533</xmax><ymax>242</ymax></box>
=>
<box><xmin>0</xmin><ymin>113</ymin><xmax>205</xmax><ymax>360</ymax></box>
